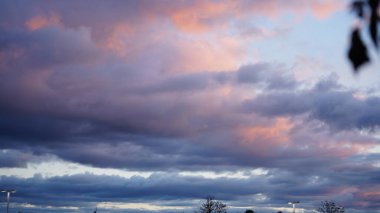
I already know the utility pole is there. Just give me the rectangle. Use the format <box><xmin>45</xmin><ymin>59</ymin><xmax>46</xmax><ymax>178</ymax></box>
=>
<box><xmin>288</xmin><ymin>201</ymin><xmax>300</xmax><ymax>213</ymax></box>
<box><xmin>1</xmin><ymin>189</ymin><xmax>16</xmax><ymax>213</ymax></box>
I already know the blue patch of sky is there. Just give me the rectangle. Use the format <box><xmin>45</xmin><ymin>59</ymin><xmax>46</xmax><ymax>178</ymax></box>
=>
<box><xmin>247</xmin><ymin>10</ymin><xmax>380</xmax><ymax>89</ymax></box>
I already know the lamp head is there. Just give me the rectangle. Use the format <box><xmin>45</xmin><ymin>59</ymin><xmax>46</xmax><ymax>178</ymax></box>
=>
<box><xmin>288</xmin><ymin>201</ymin><xmax>300</xmax><ymax>205</ymax></box>
<box><xmin>1</xmin><ymin>189</ymin><xmax>16</xmax><ymax>193</ymax></box>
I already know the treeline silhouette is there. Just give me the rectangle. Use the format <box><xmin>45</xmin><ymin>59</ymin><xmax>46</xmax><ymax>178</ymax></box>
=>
<box><xmin>194</xmin><ymin>197</ymin><xmax>344</xmax><ymax>213</ymax></box>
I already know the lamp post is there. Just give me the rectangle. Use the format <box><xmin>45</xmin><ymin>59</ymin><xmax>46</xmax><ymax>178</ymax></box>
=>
<box><xmin>1</xmin><ymin>189</ymin><xmax>16</xmax><ymax>213</ymax></box>
<box><xmin>288</xmin><ymin>201</ymin><xmax>300</xmax><ymax>213</ymax></box>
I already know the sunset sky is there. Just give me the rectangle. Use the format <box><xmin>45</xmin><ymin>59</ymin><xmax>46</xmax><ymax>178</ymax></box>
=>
<box><xmin>1</xmin><ymin>0</ymin><xmax>380</xmax><ymax>212</ymax></box>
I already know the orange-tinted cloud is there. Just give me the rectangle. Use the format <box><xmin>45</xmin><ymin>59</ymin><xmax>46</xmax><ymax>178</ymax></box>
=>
<box><xmin>25</xmin><ymin>13</ymin><xmax>61</xmax><ymax>30</ymax></box>
<box><xmin>311</xmin><ymin>0</ymin><xmax>344</xmax><ymax>19</ymax></box>
<box><xmin>314</xmin><ymin>139</ymin><xmax>371</xmax><ymax>158</ymax></box>
<box><xmin>103</xmin><ymin>22</ymin><xmax>137</xmax><ymax>56</ymax></box>
<box><xmin>354</xmin><ymin>188</ymin><xmax>380</xmax><ymax>208</ymax></box>
<box><xmin>166</xmin><ymin>0</ymin><xmax>343</xmax><ymax>33</ymax></box>
<box><xmin>238</xmin><ymin>117</ymin><xmax>293</xmax><ymax>154</ymax></box>
<box><xmin>102</xmin><ymin>25</ymin><xmax>247</xmax><ymax>73</ymax></box>
<box><xmin>241</xmin><ymin>0</ymin><xmax>343</xmax><ymax>20</ymax></box>
<box><xmin>168</xmin><ymin>1</ymin><xmax>234</xmax><ymax>33</ymax></box>
<box><xmin>167</xmin><ymin>36</ymin><xmax>246</xmax><ymax>73</ymax></box>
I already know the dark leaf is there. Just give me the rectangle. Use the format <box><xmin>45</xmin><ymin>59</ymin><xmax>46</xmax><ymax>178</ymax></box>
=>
<box><xmin>351</xmin><ymin>0</ymin><xmax>367</xmax><ymax>18</ymax></box>
<box><xmin>369</xmin><ymin>14</ymin><xmax>378</xmax><ymax>48</ymax></box>
<box><xmin>348</xmin><ymin>29</ymin><xmax>370</xmax><ymax>71</ymax></box>
<box><xmin>368</xmin><ymin>0</ymin><xmax>379</xmax><ymax>48</ymax></box>
<box><xmin>368</xmin><ymin>0</ymin><xmax>379</xmax><ymax>9</ymax></box>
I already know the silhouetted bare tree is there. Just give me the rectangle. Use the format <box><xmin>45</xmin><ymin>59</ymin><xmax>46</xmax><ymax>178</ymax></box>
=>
<box><xmin>314</xmin><ymin>200</ymin><xmax>345</xmax><ymax>213</ymax></box>
<box><xmin>195</xmin><ymin>196</ymin><xmax>228</xmax><ymax>213</ymax></box>
<box><xmin>215</xmin><ymin>200</ymin><xmax>227</xmax><ymax>213</ymax></box>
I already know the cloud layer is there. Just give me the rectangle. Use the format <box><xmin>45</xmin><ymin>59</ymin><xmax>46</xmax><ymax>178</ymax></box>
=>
<box><xmin>1</xmin><ymin>1</ymin><xmax>379</xmax><ymax>213</ymax></box>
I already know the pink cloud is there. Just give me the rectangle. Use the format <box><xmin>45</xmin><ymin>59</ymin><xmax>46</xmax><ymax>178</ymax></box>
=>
<box><xmin>166</xmin><ymin>36</ymin><xmax>246</xmax><ymax>73</ymax></box>
<box><xmin>237</xmin><ymin>117</ymin><xmax>293</xmax><ymax>155</ymax></box>
<box><xmin>14</xmin><ymin>0</ymin><xmax>344</xmax><ymax>76</ymax></box>
<box><xmin>102</xmin><ymin>22</ymin><xmax>138</xmax><ymax>56</ymax></box>
<box><xmin>353</xmin><ymin>188</ymin><xmax>380</xmax><ymax>208</ymax></box>
<box><xmin>100</xmin><ymin>24</ymin><xmax>247</xmax><ymax>73</ymax></box>
<box><xmin>240</xmin><ymin>0</ymin><xmax>344</xmax><ymax>19</ymax></box>
<box><xmin>25</xmin><ymin>13</ymin><xmax>61</xmax><ymax>31</ymax></box>
<box><xmin>311</xmin><ymin>0</ymin><xmax>344</xmax><ymax>19</ymax></box>
<box><xmin>167</xmin><ymin>1</ymin><xmax>234</xmax><ymax>33</ymax></box>
<box><xmin>162</xmin><ymin>0</ymin><xmax>344</xmax><ymax>33</ymax></box>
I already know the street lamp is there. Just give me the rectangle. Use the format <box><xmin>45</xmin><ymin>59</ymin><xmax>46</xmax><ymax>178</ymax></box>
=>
<box><xmin>288</xmin><ymin>201</ymin><xmax>300</xmax><ymax>213</ymax></box>
<box><xmin>1</xmin><ymin>189</ymin><xmax>16</xmax><ymax>213</ymax></box>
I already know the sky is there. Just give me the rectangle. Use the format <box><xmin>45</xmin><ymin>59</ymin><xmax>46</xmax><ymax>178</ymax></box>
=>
<box><xmin>1</xmin><ymin>0</ymin><xmax>380</xmax><ymax>212</ymax></box>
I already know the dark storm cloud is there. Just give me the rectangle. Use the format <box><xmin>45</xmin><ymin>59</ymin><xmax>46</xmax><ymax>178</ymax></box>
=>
<box><xmin>0</xmin><ymin>22</ymin><xmax>376</xmax><ymax>175</ymax></box>
<box><xmin>243</xmin><ymin>92</ymin><xmax>312</xmax><ymax>116</ymax></box>
<box><xmin>0</xmin><ymin>113</ymin><xmax>104</xmax><ymax>144</ymax></box>
<box><xmin>0</xmin><ymin>0</ymin><xmax>302</xmax><ymax>166</ymax></box>
<box><xmin>0</xmin><ymin>27</ymin><xmax>97</xmax><ymax>70</ymax></box>
<box><xmin>0</xmin><ymin>172</ymin><xmax>326</xmax><ymax>205</ymax></box>
<box><xmin>245</xmin><ymin>76</ymin><xmax>380</xmax><ymax>131</ymax></box>
<box><xmin>0</xmin><ymin>56</ymin><xmax>377</xmax><ymax>172</ymax></box>
<box><xmin>237</xmin><ymin>63</ymin><xmax>297</xmax><ymax>90</ymax></box>
<box><xmin>2</xmin><ymin>165</ymin><xmax>380</xmax><ymax>211</ymax></box>
<box><xmin>0</xmin><ymin>150</ymin><xmax>43</xmax><ymax>168</ymax></box>
<box><xmin>0</xmin><ymin>0</ymin><xmax>141</xmax><ymax>34</ymax></box>
<box><xmin>1</xmin><ymin>173</ymin><xmax>264</xmax><ymax>205</ymax></box>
